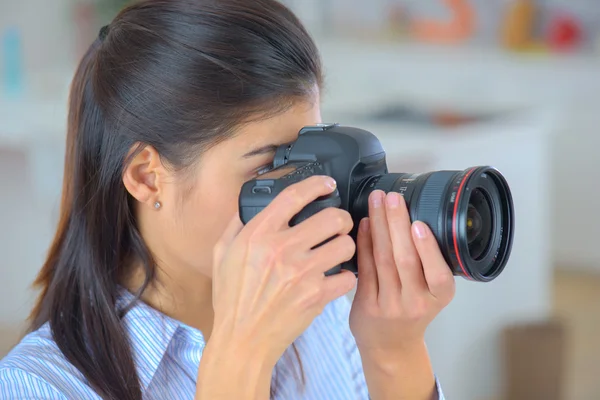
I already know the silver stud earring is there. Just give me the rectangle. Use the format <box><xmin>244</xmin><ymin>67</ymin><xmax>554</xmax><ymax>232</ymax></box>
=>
<box><xmin>154</xmin><ymin>201</ymin><xmax>161</xmax><ymax>210</ymax></box>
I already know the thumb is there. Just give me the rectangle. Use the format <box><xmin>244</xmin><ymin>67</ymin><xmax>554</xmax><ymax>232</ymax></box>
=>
<box><xmin>411</xmin><ymin>221</ymin><xmax>455</xmax><ymax>302</ymax></box>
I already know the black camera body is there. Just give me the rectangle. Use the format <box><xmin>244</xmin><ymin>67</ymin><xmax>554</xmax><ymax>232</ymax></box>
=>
<box><xmin>239</xmin><ymin>124</ymin><xmax>514</xmax><ymax>282</ymax></box>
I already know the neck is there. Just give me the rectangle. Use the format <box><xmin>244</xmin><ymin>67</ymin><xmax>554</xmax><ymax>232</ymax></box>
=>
<box><xmin>124</xmin><ymin>264</ymin><xmax>215</xmax><ymax>339</ymax></box>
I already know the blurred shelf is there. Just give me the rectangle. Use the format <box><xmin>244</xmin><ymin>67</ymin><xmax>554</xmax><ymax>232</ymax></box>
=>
<box><xmin>317</xmin><ymin>38</ymin><xmax>600</xmax><ymax>117</ymax></box>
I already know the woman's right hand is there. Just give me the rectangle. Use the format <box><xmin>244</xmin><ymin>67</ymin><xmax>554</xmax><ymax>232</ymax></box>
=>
<box><xmin>208</xmin><ymin>175</ymin><xmax>357</xmax><ymax>366</ymax></box>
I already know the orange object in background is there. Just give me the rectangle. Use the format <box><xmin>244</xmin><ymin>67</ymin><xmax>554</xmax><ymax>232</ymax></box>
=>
<box><xmin>410</xmin><ymin>0</ymin><xmax>476</xmax><ymax>44</ymax></box>
<box><xmin>500</xmin><ymin>0</ymin><xmax>537</xmax><ymax>50</ymax></box>
<box><xmin>433</xmin><ymin>111</ymin><xmax>478</xmax><ymax>128</ymax></box>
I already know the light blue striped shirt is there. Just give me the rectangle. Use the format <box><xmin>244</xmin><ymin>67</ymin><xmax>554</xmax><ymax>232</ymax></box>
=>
<box><xmin>0</xmin><ymin>290</ymin><xmax>444</xmax><ymax>399</ymax></box>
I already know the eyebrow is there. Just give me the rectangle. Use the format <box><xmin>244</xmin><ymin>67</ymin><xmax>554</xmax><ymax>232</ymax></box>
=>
<box><xmin>242</xmin><ymin>144</ymin><xmax>279</xmax><ymax>158</ymax></box>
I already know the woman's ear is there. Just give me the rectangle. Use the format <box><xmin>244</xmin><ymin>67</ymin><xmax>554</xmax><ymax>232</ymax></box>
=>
<box><xmin>122</xmin><ymin>144</ymin><xmax>166</xmax><ymax>209</ymax></box>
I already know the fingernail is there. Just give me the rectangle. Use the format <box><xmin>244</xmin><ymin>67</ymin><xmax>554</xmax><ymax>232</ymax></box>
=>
<box><xmin>413</xmin><ymin>221</ymin><xmax>428</xmax><ymax>239</ymax></box>
<box><xmin>386</xmin><ymin>193</ymin><xmax>400</xmax><ymax>208</ymax></box>
<box><xmin>360</xmin><ymin>218</ymin><xmax>370</xmax><ymax>232</ymax></box>
<box><xmin>325</xmin><ymin>177</ymin><xmax>337</xmax><ymax>190</ymax></box>
<box><xmin>370</xmin><ymin>191</ymin><xmax>383</xmax><ymax>208</ymax></box>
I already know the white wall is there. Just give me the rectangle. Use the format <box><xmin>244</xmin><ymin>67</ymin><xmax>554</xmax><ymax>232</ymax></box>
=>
<box><xmin>1</xmin><ymin>0</ymin><xmax>74</xmax><ymax>78</ymax></box>
<box><xmin>551</xmin><ymin>103</ymin><xmax>600</xmax><ymax>269</ymax></box>
<box><xmin>0</xmin><ymin>143</ymin><xmax>64</xmax><ymax>326</ymax></box>
<box><xmin>0</xmin><ymin>149</ymin><xmax>38</xmax><ymax>325</ymax></box>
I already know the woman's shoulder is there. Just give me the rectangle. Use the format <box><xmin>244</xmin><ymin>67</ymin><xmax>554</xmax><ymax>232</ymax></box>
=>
<box><xmin>300</xmin><ymin>294</ymin><xmax>358</xmax><ymax>358</ymax></box>
<box><xmin>299</xmin><ymin>294</ymin><xmax>361</xmax><ymax>362</ymax></box>
<box><xmin>0</xmin><ymin>323</ymin><xmax>94</xmax><ymax>399</ymax></box>
<box><xmin>272</xmin><ymin>294</ymin><xmax>370</xmax><ymax>399</ymax></box>
<box><xmin>317</xmin><ymin>296</ymin><xmax>352</xmax><ymax>330</ymax></box>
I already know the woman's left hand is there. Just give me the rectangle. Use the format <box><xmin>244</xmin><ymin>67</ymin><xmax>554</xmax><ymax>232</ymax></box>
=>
<box><xmin>349</xmin><ymin>189</ymin><xmax>455</xmax><ymax>389</ymax></box>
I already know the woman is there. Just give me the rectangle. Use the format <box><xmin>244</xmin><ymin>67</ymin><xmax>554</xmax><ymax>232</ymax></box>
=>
<box><xmin>0</xmin><ymin>0</ymin><xmax>455</xmax><ymax>399</ymax></box>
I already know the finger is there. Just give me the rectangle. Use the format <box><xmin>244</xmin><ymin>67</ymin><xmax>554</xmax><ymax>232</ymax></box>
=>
<box><xmin>355</xmin><ymin>217</ymin><xmax>378</xmax><ymax>301</ymax></box>
<box><xmin>321</xmin><ymin>270</ymin><xmax>357</xmax><ymax>304</ymax></box>
<box><xmin>368</xmin><ymin>190</ymin><xmax>402</xmax><ymax>300</ymax></box>
<box><xmin>386</xmin><ymin>193</ymin><xmax>428</xmax><ymax>295</ymax></box>
<box><xmin>249</xmin><ymin>175</ymin><xmax>337</xmax><ymax>232</ymax></box>
<box><xmin>304</xmin><ymin>234</ymin><xmax>356</xmax><ymax>274</ymax></box>
<box><xmin>213</xmin><ymin>211</ymin><xmax>244</xmax><ymax>268</ymax></box>
<box><xmin>286</xmin><ymin>207</ymin><xmax>353</xmax><ymax>250</ymax></box>
<box><xmin>412</xmin><ymin>221</ymin><xmax>455</xmax><ymax>303</ymax></box>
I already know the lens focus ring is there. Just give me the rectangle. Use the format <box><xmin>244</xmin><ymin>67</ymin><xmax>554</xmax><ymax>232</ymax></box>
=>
<box><xmin>414</xmin><ymin>171</ymin><xmax>456</xmax><ymax>240</ymax></box>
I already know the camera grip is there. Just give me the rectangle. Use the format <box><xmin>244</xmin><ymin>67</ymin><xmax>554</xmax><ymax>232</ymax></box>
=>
<box><xmin>239</xmin><ymin>168</ymin><xmax>349</xmax><ymax>276</ymax></box>
<box><xmin>289</xmin><ymin>191</ymin><xmax>341</xmax><ymax>225</ymax></box>
<box><xmin>289</xmin><ymin>192</ymin><xmax>343</xmax><ymax>277</ymax></box>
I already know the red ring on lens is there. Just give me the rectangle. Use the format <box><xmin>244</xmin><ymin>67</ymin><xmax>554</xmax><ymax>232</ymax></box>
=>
<box><xmin>452</xmin><ymin>167</ymin><xmax>476</xmax><ymax>280</ymax></box>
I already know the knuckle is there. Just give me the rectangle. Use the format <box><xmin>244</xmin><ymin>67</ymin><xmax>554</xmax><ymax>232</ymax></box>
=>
<box><xmin>332</xmin><ymin>211</ymin><xmax>346</xmax><ymax>230</ymax></box>
<box><xmin>280</xmin><ymin>267</ymin><xmax>303</xmax><ymax>289</ymax></box>
<box><xmin>341</xmin><ymin>211</ymin><xmax>354</xmax><ymax>232</ymax></box>
<box><xmin>396</xmin><ymin>254</ymin><xmax>419</xmax><ymax>267</ymax></box>
<box><xmin>213</xmin><ymin>240</ymin><xmax>225</xmax><ymax>255</ymax></box>
<box><xmin>212</xmin><ymin>241</ymin><xmax>226</xmax><ymax>264</ymax></box>
<box><xmin>374</xmin><ymin>251</ymin><xmax>395</xmax><ymax>269</ymax></box>
<box><xmin>430</xmin><ymin>271</ymin><xmax>453</xmax><ymax>288</ymax></box>
<box><xmin>323</xmin><ymin>208</ymin><xmax>350</xmax><ymax>232</ymax></box>
<box><xmin>281</xmin><ymin>186</ymin><xmax>302</xmax><ymax>206</ymax></box>
<box><xmin>340</xmin><ymin>235</ymin><xmax>357</xmax><ymax>259</ymax></box>
<box><xmin>298</xmin><ymin>286</ymin><xmax>323</xmax><ymax>309</ymax></box>
<box><xmin>319</xmin><ymin>206</ymin><xmax>336</xmax><ymax>219</ymax></box>
<box><xmin>429</xmin><ymin>272</ymin><xmax>456</xmax><ymax>299</ymax></box>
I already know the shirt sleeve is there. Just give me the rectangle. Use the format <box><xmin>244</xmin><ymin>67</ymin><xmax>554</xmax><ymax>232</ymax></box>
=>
<box><xmin>330</xmin><ymin>295</ymin><xmax>446</xmax><ymax>400</ymax></box>
<box><xmin>0</xmin><ymin>368</ymin><xmax>67</xmax><ymax>400</ymax></box>
<box><xmin>435</xmin><ymin>377</ymin><xmax>446</xmax><ymax>400</ymax></box>
<box><xmin>369</xmin><ymin>380</ymin><xmax>445</xmax><ymax>400</ymax></box>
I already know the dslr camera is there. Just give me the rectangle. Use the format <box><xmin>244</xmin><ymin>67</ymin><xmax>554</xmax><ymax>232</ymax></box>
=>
<box><xmin>239</xmin><ymin>123</ymin><xmax>514</xmax><ymax>282</ymax></box>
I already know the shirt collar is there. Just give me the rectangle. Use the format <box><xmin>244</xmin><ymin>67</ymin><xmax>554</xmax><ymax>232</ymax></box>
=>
<box><xmin>117</xmin><ymin>289</ymin><xmax>181</xmax><ymax>391</ymax></box>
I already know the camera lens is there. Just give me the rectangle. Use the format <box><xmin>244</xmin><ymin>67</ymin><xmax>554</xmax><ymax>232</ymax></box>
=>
<box><xmin>466</xmin><ymin>188</ymin><xmax>493</xmax><ymax>261</ymax></box>
<box><xmin>352</xmin><ymin>166</ymin><xmax>514</xmax><ymax>282</ymax></box>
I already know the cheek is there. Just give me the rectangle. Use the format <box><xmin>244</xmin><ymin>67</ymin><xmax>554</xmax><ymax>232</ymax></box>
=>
<box><xmin>171</xmin><ymin>180</ymin><xmax>241</xmax><ymax>274</ymax></box>
<box><xmin>201</xmin><ymin>189</ymin><xmax>239</xmax><ymax>236</ymax></box>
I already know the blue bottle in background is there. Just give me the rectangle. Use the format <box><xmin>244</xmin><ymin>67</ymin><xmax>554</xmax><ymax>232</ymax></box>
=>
<box><xmin>2</xmin><ymin>27</ymin><xmax>25</xmax><ymax>98</ymax></box>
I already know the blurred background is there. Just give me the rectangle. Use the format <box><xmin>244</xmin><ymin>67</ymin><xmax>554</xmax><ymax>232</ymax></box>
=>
<box><xmin>1</xmin><ymin>0</ymin><xmax>599</xmax><ymax>399</ymax></box>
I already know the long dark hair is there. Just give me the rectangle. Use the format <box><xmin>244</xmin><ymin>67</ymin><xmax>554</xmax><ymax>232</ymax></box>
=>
<box><xmin>28</xmin><ymin>1</ymin><xmax>322</xmax><ymax>399</ymax></box>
